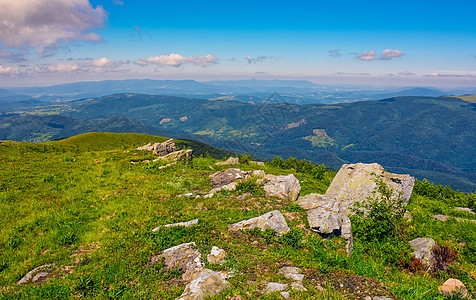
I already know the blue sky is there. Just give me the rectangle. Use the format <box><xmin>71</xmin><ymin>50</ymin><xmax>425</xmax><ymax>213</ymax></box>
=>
<box><xmin>0</xmin><ymin>0</ymin><xmax>475</xmax><ymax>87</ymax></box>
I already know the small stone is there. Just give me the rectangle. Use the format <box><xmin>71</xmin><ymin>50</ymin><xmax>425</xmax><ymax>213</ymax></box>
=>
<box><xmin>215</xmin><ymin>157</ymin><xmax>239</xmax><ymax>165</ymax></box>
<box><xmin>150</xmin><ymin>242</ymin><xmax>203</xmax><ymax>281</ymax></box>
<box><xmin>264</xmin><ymin>282</ymin><xmax>288</xmax><ymax>293</ymax></box>
<box><xmin>454</xmin><ymin>207</ymin><xmax>476</xmax><ymax>215</ymax></box>
<box><xmin>17</xmin><ymin>264</ymin><xmax>55</xmax><ymax>285</ymax></box>
<box><xmin>433</xmin><ymin>214</ymin><xmax>451</xmax><ymax>221</ymax></box>
<box><xmin>152</xmin><ymin>219</ymin><xmax>200</xmax><ymax>232</ymax></box>
<box><xmin>278</xmin><ymin>266</ymin><xmax>305</xmax><ymax>281</ymax></box>
<box><xmin>207</xmin><ymin>246</ymin><xmax>226</xmax><ymax>264</ymax></box>
<box><xmin>438</xmin><ymin>278</ymin><xmax>469</xmax><ymax>298</ymax></box>
<box><xmin>410</xmin><ymin>237</ymin><xmax>436</xmax><ymax>268</ymax></box>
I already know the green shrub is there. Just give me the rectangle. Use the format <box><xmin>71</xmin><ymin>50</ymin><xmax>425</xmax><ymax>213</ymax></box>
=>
<box><xmin>238</xmin><ymin>154</ymin><xmax>252</xmax><ymax>164</ymax></box>
<box><xmin>350</xmin><ymin>177</ymin><xmax>412</xmax><ymax>267</ymax></box>
<box><xmin>235</xmin><ymin>179</ymin><xmax>264</xmax><ymax>196</ymax></box>
<box><xmin>268</xmin><ymin>156</ymin><xmax>327</xmax><ymax>180</ymax></box>
<box><xmin>75</xmin><ymin>275</ymin><xmax>98</xmax><ymax>297</ymax></box>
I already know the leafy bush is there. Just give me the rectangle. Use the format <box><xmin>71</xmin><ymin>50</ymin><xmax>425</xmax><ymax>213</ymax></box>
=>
<box><xmin>268</xmin><ymin>156</ymin><xmax>327</xmax><ymax>180</ymax></box>
<box><xmin>350</xmin><ymin>177</ymin><xmax>412</xmax><ymax>267</ymax></box>
<box><xmin>414</xmin><ymin>179</ymin><xmax>476</xmax><ymax>210</ymax></box>
<box><xmin>238</xmin><ymin>154</ymin><xmax>252</xmax><ymax>164</ymax></box>
<box><xmin>75</xmin><ymin>275</ymin><xmax>98</xmax><ymax>297</ymax></box>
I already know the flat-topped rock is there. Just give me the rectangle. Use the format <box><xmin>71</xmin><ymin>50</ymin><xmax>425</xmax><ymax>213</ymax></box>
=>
<box><xmin>17</xmin><ymin>264</ymin><xmax>56</xmax><ymax>285</ymax></box>
<box><xmin>152</xmin><ymin>219</ymin><xmax>200</xmax><ymax>232</ymax></box>
<box><xmin>210</xmin><ymin>168</ymin><xmax>252</xmax><ymax>188</ymax></box>
<box><xmin>228</xmin><ymin>210</ymin><xmax>290</xmax><ymax>235</ymax></box>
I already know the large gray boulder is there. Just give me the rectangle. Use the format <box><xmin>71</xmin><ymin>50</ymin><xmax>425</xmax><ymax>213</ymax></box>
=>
<box><xmin>410</xmin><ymin>237</ymin><xmax>436</xmax><ymax>268</ymax></box>
<box><xmin>176</xmin><ymin>269</ymin><xmax>230</xmax><ymax>300</ymax></box>
<box><xmin>260</xmin><ymin>174</ymin><xmax>301</xmax><ymax>201</ymax></box>
<box><xmin>298</xmin><ymin>163</ymin><xmax>415</xmax><ymax>255</ymax></box>
<box><xmin>228</xmin><ymin>210</ymin><xmax>290</xmax><ymax>235</ymax></box>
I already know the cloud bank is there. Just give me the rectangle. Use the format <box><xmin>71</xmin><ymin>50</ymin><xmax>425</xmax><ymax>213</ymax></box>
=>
<box><xmin>0</xmin><ymin>0</ymin><xmax>107</xmax><ymax>49</ymax></box>
<box><xmin>136</xmin><ymin>54</ymin><xmax>218</xmax><ymax>67</ymax></box>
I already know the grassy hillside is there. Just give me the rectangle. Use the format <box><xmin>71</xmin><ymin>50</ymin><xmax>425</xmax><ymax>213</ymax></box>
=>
<box><xmin>1</xmin><ymin>94</ymin><xmax>476</xmax><ymax>192</ymax></box>
<box><xmin>0</xmin><ymin>133</ymin><xmax>475</xmax><ymax>299</ymax></box>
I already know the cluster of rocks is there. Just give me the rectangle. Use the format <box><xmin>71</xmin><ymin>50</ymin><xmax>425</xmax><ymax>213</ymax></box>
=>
<box><xmin>295</xmin><ymin>163</ymin><xmax>415</xmax><ymax>255</ymax></box>
<box><xmin>178</xmin><ymin>167</ymin><xmax>301</xmax><ymax>201</ymax></box>
<box><xmin>135</xmin><ymin>139</ymin><xmax>193</xmax><ymax>164</ymax></box>
<box><xmin>150</xmin><ymin>242</ymin><xmax>230</xmax><ymax>300</ymax></box>
<box><xmin>263</xmin><ymin>266</ymin><xmax>308</xmax><ymax>299</ymax></box>
<box><xmin>432</xmin><ymin>214</ymin><xmax>476</xmax><ymax>224</ymax></box>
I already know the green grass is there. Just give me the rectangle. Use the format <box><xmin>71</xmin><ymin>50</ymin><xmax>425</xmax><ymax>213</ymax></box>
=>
<box><xmin>0</xmin><ymin>133</ymin><xmax>475</xmax><ymax>299</ymax></box>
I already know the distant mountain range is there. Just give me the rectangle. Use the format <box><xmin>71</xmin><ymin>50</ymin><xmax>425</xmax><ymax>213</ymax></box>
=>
<box><xmin>1</xmin><ymin>91</ymin><xmax>475</xmax><ymax>192</ymax></box>
<box><xmin>3</xmin><ymin>79</ymin><xmax>475</xmax><ymax>105</ymax></box>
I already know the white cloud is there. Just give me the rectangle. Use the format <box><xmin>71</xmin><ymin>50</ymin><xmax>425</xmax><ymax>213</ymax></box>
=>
<box><xmin>136</xmin><ymin>54</ymin><xmax>218</xmax><ymax>67</ymax></box>
<box><xmin>399</xmin><ymin>71</ymin><xmax>415</xmax><ymax>76</ymax></box>
<box><xmin>380</xmin><ymin>49</ymin><xmax>404</xmax><ymax>60</ymax></box>
<box><xmin>30</xmin><ymin>57</ymin><xmax>129</xmax><ymax>74</ymax></box>
<box><xmin>246</xmin><ymin>56</ymin><xmax>268</xmax><ymax>64</ymax></box>
<box><xmin>356</xmin><ymin>50</ymin><xmax>377</xmax><ymax>61</ymax></box>
<box><xmin>46</xmin><ymin>62</ymin><xmax>80</xmax><ymax>72</ymax></box>
<box><xmin>0</xmin><ymin>64</ymin><xmax>20</xmax><ymax>75</ymax></box>
<box><xmin>356</xmin><ymin>49</ymin><xmax>404</xmax><ymax>61</ymax></box>
<box><xmin>0</xmin><ymin>0</ymin><xmax>107</xmax><ymax>49</ymax></box>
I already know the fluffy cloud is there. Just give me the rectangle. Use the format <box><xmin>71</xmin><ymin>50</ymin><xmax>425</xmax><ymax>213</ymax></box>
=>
<box><xmin>328</xmin><ymin>49</ymin><xmax>342</xmax><ymax>57</ymax></box>
<box><xmin>246</xmin><ymin>56</ymin><xmax>268</xmax><ymax>64</ymax></box>
<box><xmin>399</xmin><ymin>71</ymin><xmax>416</xmax><ymax>76</ymax></box>
<box><xmin>0</xmin><ymin>0</ymin><xmax>107</xmax><ymax>49</ymax></box>
<box><xmin>0</xmin><ymin>64</ymin><xmax>20</xmax><ymax>75</ymax></box>
<box><xmin>46</xmin><ymin>62</ymin><xmax>80</xmax><ymax>72</ymax></box>
<box><xmin>380</xmin><ymin>49</ymin><xmax>404</xmax><ymax>60</ymax></box>
<box><xmin>356</xmin><ymin>50</ymin><xmax>377</xmax><ymax>61</ymax></box>
<box><xmin>136</xmin><ymin>54</ymin><xmax>218</xmax><ymax>67</ymax></box>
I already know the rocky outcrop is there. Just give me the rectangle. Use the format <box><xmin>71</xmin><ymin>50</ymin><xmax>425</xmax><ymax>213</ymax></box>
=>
<box><xmin>259</xmin><ymin>174</ymin><xmax>301</xmax><ymax>201</ymax></box>
<box><xmin>17</xmin><ymin>264</ymin><xmax>56</xmax><ymax>285</ymax></box>
<box><xmin>209</xmin><ymin>168</ymin><xmax>253</xmax><ymax>188</ymax></box>
<box><xmin>297</xmin><ymin>163</ymin><xmax>415</xmax><ymax>255</ymax></box>
<box><xmin>137</xmin><ymin>139</ymin><xmax>193</xmax><ymax>163</ymax></box>
<box><xmin>228</xmin><ymin>210</ymin><xmax>290</xmax><ymax>235</ymax></box>
<box><xmin>410</xmin><ymin>237</ymin><xmax>436</xmax><ymax>268</ymax></box>
<box><xmin>215</xmin><ymin>157</ymin><xmax>239</xmax><ymax>165</ymax></box>
<box><xmin>177</xmin><ymin>269</ymin><xmax>230</xmax><ymax>300</ymax></box>
<box><xmin>438</xmin><ymin>278</ymin><xmax>469</xmax><ymax>298</ymax></box>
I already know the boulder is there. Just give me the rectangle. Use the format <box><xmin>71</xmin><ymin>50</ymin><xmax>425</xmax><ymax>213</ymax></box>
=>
<box><xmin>410</xmin><ymin>237</ymin><xmax>436</xmax><ymax>268</ymax></box>
<box><xmin>261</xmin><ymin>174</ymin><xmax>301</xmax><ymax>201</ymax></box>
<box><xmin>210</xmin><ymin>168</ymin><xmax>252</xmax><ymax>188</ymax></box>
<box><xmin>228</xmin><ymin>210</ymin><xmax>290</xmax><ymax>235</ymax></box>
<box><xmin>298</xmin><ymin>163</ymin><xmax>414</xmax><ymax>255</ymax></box>
<box><xmin>150</xmin><ymin>242</ymin><xmax>203</xmax><ymax>281</ymax></box>
<box><xmin>176</xmin><ymin>269</ymin><xmax>230</xmax><ymax>300</ymax></box>
<box><xmin>207</xmin><ymin>246</ymin><xmax>226</xmax><ymax>264</ymax></box>
<box><xmin>251</xmin><ymin>161</ymin><xmax>265</xmax><ymax>166</ymax></box>
<box><xmin>433</xmin><ymin>214</ymin><xmax>451</xmax><ymax>221</ymax></box>
<box><xmin>438</xmin><ymin>278</ymin><xmax>469</xmax><ymax>298</ymax></box>
<box><xmin>17</xmin><ymin>264</ymin><xmax>55</xmax><ymax>285</ymax></box>
<box><xmin>454</xmin><ymin>207</ymin><xmax>476</xmax><ymax>215</ymax></box>
<box><xmin>137</xmin><ymin>139</ymin><xmax>176</xmax><ymax>156</ymax></box>
<box><xmin>162</xmin><ymin>149</ymin><xmax>193</xmax><ymax>163</ymax></box>
<box><xmin>215</xmin><ymin>157</ymin><xmax>239</xmax><ymax>165</ymax></box>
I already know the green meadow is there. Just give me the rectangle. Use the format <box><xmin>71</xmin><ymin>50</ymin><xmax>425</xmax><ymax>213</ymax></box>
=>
<box><xmin>0</xmin><ymin>133</ymin><xmax>475</xmax><ymax>299</ymax></box>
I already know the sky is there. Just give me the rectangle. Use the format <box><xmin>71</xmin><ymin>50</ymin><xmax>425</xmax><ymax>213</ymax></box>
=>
<box><xmin>0</xmin><ymin>0</ymin><xmax>475</xmax><ymax>87</ymax></box>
